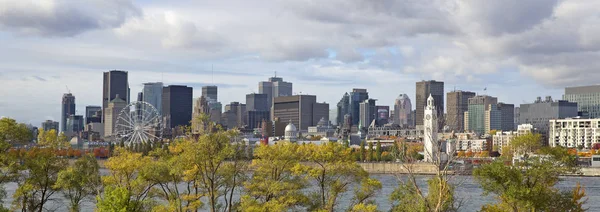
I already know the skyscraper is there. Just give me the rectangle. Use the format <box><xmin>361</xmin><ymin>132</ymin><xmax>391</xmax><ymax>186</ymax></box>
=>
<box><xmin>258</xmin><ymin>75</ymin><xmax>293</xmax><ymax>115</ymax></box>
<box><xmin>349</xmin><ymin>89</ymin><xmax>369</xmax><ymax>126</ymax></box>
<box><xmin>162</xmin><ymin>85</ymin><xmax>193</xmax><ymax>129</ymax></box>
<box><xmin>394</xmin><ymin>94</ymin><xmax>412</xmax><ymax>127</ymax></box>
<box><xmin>85</xmin><ymin>106</ymin><xmax>102</xmax><ymax>124</ymax></box>
<box><xmin>246</xmin><ymin>93</ymin><xmax>269</xmax><ymax>112</ymax></box>
<box><xmin>202</xmin><ymin>86</ymin><xmax>218</xmax><ymax>102</ymax></box>
<box><xmin>66</xmin><ymin>115</ymin><xmax>84</xmax><ymax>135</ymax></box>
<box><xmin>223</xmin><ymin>102</ymin><xmax>246</xmax><ymax>129</ymax></box>
<box><xmin>416</xmin><ymin>80</ymin><xmax>444</xmax><ymax>127</ymax></box>
<box><xmin>41</xmin><ymin>120</ymin><xmax>59</xmax><ymax>132</ymax></box>
<box><xmin>376</xmin><ymin>105</ymin><xmax>389</xmax><ymax>126</ymax></box>
<box><xmin>466</xmin><ymin>95</ymin><xmax>513</xmax><ymax>135</ymax></box>
<box><xmin>61</xmin><ymin>93</ymin><xmax>76</xmax><ymax>132</ymax></box>
<box><xmin>497</xmin><ymin>103</ymin><xmax>515</xmax><ymax>131</ymax></box>
<box><xmin>336</xmin><ymin>93</ymin><xmax>350</xmax><ymax>126</ymax></box>
<box><xmin>143</xmin><ymin>82</ymin><xmax>163</xmax><ymax>114</ymax></box>
<box><xmin>518</xmin><ymin>96</ymin><xmax>578</xmax><ymax>139</ymax></box>
<box><xmin>467</xmin><ymin>95</ymin><xmax>498</xmax><ymax>134</ymax></box>
<box><xmin>103</xmin><ymin>70</ymin><xmax>128</xmax><ymax>123</ymax></box>
<box><xmin>563</xmin><ymin>85</ymin><xmax>600</xmax><ymax>118</ymax></box>
<box><xmin>446</xmin><ymin>90</ymin><xmax>476</xmax><ymax>132</ymax></box>
<box><xmin>272</xmin><ymin>95</ymin><xmax>329</xmax><ymax>131</ymax></box>
<box><xmin>359</xmin><ymin>99</ymin><xmax>377</xmax><ymax>127</ymax></box>
<box><xmin>103</xmin><ymin>94</ymin><xmax>127</xmax><ymax>138</ymax></box>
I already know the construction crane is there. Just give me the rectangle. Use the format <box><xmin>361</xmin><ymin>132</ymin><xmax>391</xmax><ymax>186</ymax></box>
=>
<box><xmin>65</xmin><ymin>85</ymin><xmax>71</xmax><ymax>94</ymax></box>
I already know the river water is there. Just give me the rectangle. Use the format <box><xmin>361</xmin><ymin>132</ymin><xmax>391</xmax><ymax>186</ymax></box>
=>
<box><xmin>2</xmin><ymin>174</ymin><xmax>599</xmax><ymax>211</ymax></box>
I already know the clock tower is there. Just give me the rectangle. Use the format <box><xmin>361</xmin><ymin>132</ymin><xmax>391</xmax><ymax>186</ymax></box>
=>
<box><xmin>423</xmin><ymin>94</ymin><xmax>438</xmax><ymax>163</ymax></box>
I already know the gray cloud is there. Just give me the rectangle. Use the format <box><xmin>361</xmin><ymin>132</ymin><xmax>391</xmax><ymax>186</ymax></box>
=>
<box><xmin>0</xmin><ymin>0</ymin><xmax>140</xmax><ymax>37</ymax></box>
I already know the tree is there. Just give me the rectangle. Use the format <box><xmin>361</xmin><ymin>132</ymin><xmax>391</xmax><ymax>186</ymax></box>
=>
<box><xmin>0</xmin><ymin>117</ymin><xmax>32</xmax><ymax>145</ymax></box>
<box><xmin>376</xmin><ymin>141</ymin><xmax>382</xmax><ymax>162</ymax></box>
<box><xmin>11</xmin><ymin>147</ymin><xmax>68</xmax><ymax>212</ymax></box>
<box><xmin>368</xmin><ymin>142</ymin><xmax>374</xmax><ymax>162</ymax></box>
<box><xmin>37</xmin><ymin>129</ymin><xmax>69</xmax><ymax>149</ymax></box>
<box><xmin>295</xmin><ymin>142</ymin><xmax>380</xmax><ymax>211</ymax></box>
<box><xmin>54</xmin><ymin>154</ymin><xmax>102</xmax><ymax>212</ymax></box>
<box><xmin>474</xmin><ymin>143</ymin><xmax>586</xmax><ymax>212</ymax></box>
<box><xmin>360</xmin><ymin>140</ymin><xmax>366</xmax><ymax>162</ymax></box>
<box><xmin>241</xmin><ymin>141</ymin><xmax>308</xmax><ymax>211</ymax></box>
<box><xmin>98</xmin><ymin>148</ymin><xmax>155</xmax><ymax>212</ymax></box>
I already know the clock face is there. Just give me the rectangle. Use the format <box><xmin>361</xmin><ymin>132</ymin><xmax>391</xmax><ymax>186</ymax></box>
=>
<box><xmin>426</xmin><ymin>114</ymin><xmax>431</xmax><ymax>120</ymax></box>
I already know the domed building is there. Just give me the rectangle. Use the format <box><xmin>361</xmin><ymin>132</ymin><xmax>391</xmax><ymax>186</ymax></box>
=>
<box><xmin>284</xmin><ymin>121</ymin><xmax>298</xmax><ymax>142</ymax></box>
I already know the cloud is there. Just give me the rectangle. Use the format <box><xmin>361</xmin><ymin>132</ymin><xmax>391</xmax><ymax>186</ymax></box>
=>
<box><xmin>0</xmin><ymin>0</ymin><xmax>140</xmax><ymax>37</ymax></box>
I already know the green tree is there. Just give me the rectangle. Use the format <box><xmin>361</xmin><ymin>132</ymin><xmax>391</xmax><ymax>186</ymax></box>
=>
<box><xmin>11</xmin><ymin>148</ymin><xmax>68</xmax><ymax>212</ymax></box>
<box><xmin>98</xmin><ymin>148</ymin><xmax>155</xmax><ymax>212</ymax></box>
<box><xmin>0</xmin><ymin>117</ymin><xmax>32</xmax><ymax>145</ymax></box>
<box><xmin>295</xmin><ymin>142</ymin><xmax>380</xmax><ymax>211</ymax></box>
<box><xmin>368</xmin><ymin>142</ymin><xmax>374</xmax><ymax>162</ymax></box>
<box><xmin>96</xmin><ymin>186</ymin><xmax>134</xmax><ymax>212</ymax></box>
<box><xmin>54</xmin><ymin>154</ymin><xmax>101</xmax><ymax>212</ymax></box>
<box><xmin>376</xmin><ymin>141</ymin><xmax>382</xmax><ymax>162</ymax></box>
<box><xmin>241</xmin><ymin>141</ymin><xmax>308</xmax><ymax>211</ymax></box>
<box><xmin>474</xmin><ymin>146</ymin><xmax>586</xmax><ymax>212</ymax></box>
<box><xmin>360</xmin><ymin>140</ymin><xmax>366</xmax><ymax>162</ymax></box>
<box><xmin>37</xmin><ymin>129</ymin><xmax>69</xmax><ymax>149</ymax></box>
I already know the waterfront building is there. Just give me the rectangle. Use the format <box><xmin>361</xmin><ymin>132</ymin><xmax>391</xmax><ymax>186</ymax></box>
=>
<box><xmin>518</xmin><ymin>96</ymin><xmax>578</xmax><ymax>139</ymax></box>
<box><xmin>549</xmin><ymin>118</ymin><xmax>600</xmax><ymax>149</ymax></box>
<box><xmin>492</xmin><ymin>124</ymin><xmax>535</xmax><ymax>154</ymax></box>
<box><xmin>423</xmin><ymin>94</ymin><xmax>439</xmax><ymax>163</ymax></box>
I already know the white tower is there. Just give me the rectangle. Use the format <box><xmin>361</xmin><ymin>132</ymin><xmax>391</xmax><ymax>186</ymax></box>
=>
<box><xmin>423</xmin><ymin>94</ymin><xmax>438</xmax><ymax>163</ymax></box>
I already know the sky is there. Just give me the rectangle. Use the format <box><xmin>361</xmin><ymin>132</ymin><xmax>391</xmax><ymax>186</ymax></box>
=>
<box><xmin>1</xmin><ymin>0</ymin><xmax>599</xmax><ymax>126</ymax></box>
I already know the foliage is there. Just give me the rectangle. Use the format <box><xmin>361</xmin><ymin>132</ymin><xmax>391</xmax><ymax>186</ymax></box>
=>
<box><xmin>99</xmin><ymin>147</ymin><xmax>155</xmax><ymax>212</ymax></box>
<box><xmin>368</xmin><ymin>142</ymin><xmax>374</xmax><ymax>162</ymax></box>
<box><xmin>295</xmin><ymin>142</ymin><xmax>380</xmax><ymax>211</ymax></box>
<box><xmin>360</xmin><ymin>140</ymin><xmax>366</xmax><ymax>162</ymax></box>
<box><xmin>503</xmin><ymin>133</ymin><xmax>543</xmax><ymax>159</ymax></box>
<box><xmin>11</xmin><ymin>147</ymin><xmax>68</xmax><ymax>211</ymax></box>
<box><xmin>54</xmin><ymin>154</ymin><xmax>101</xmax><ymax>212</ymax></box>
<box><xmin>37</xmin><ymin>129</ymin><xmax>69</xmax><ymax>149</ymax></box>
<box><xmin>376</xmin><ymin>141</ymin><xmax>382</xmax><ymax>162</ymax></box>
<box><xmin>474</xmin><ymin>142</ymin><xmax>585</xmax><ymax>212</ymax></box>
<box><xmin>96</xmin><ymin>186</ymin><xmax>137</xmax><ymax>212</ymax></box>
<box><xmin>242</xmin><ymin>141</ymin><xmax>308</xmax><ymax>211</ymax></box>
<box><xmin>390</xmin><ymin>176</ymin><xmax>457</xmax><ymax>212</ymax></box>
<box><xmin>0</xmin><ymin>117</ymin><xmax>32</xmax><ymax>145</ymax></box>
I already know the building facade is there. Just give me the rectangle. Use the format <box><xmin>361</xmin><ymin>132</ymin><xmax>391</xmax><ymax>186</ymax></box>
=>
<box><xmin>466</xmin><ymin>95</ymin><xmax>498</xmax><ymax>135</ymax></box>
<box><xmin>85</xmin><ymin>106</ymin><xmax>102</xmax><ymax>124</ymax></box>
<box><xmin>272</xmin><ymin>95</ymin><xmax>329</xmax><ymax>131</ymax></box>
<box><xmin>246</xmin><ymin>93</ymin><xmax>269</xmax><ymax>112</ymax></box>
<box><xmin>202</xmin><ymin>85</ymin><xmax>218</xmax><ymax>102</ymax></box>
<box><xmin>359</xmin><ymin>99</ymin><xmax>377</xmax><ymax>127</ymax></box>
<box><xmin>493</xmin><ymin>124</ymin><xmax>535</xmax><ymax>154</ymax></box>
<box><xmin>103</xmin><ymin>95</ymin><xmax>127</xmax><ymax>139</ymax></box>
<box><xmin>223</xmin><ymin>102</ymin><xmax>246</xmax><ymax>129</ymax></box>
<box><xmin>423</xmin><ymin>95</ymin><xmax>439</xmax><ymax>163</ymax></box>
<box><xmin>349</xmin><ymin>89</ymin><xmax>369</xmax><ymax>126</ymax></box>
<box><xmin>41</xmin><ymin>120</ymin><xmax>59</xmax><ymax>132</ymax></box>
<box><xmin>416</xmin><ymin>80</ymin><xmax>444</xmax><ymax>127</ymax></box>
<box><xmin>143</xmin><ymin>82</ymin><xmax>163</xmax><ymax>115</ymax></box>
<box><xmin>247</xmin><ymin>111</ymin><xmax>270</xmax><ymax>130</ymax></box>
<box><xmin>394</xmin><ymin>94</ymin><xmax>413</xmax><ymax>127</ymax></box>
<box><xmin>564</xmin><ymin>85</ymin><xmax>600</xmax><ymax>118</ymax></box>
<box><xmin>518</xmin><ymin>96</ymin><xmax>578</xmax><ymax>139</ymax></box>
<box><xmin>549</xmin><ymin>118</ymin><xmax>600</xmax><ymax>149</ymax></box>
<box><xmin>336</xmin><ymin>93</ymin><xmax>350</xmax><ymax>126</ymax></box>
<box><xmin>103</xmin><ymin>70</ymin><xmax>129</xmax><ymax>123</ymax></box>
<box><xmin>446</xmin><ymin>90</ymin><xmax>475</xmax><ymax>132</ymax></box>
<box><xmin>258</xmin><ymin>76</ymin><xmax>293</xmax><ymax>114</ymax></box>
<box><xmin>66</xmin><ymin>115</ymin><xmax>84</xmax><ymax>136</ymax></box>
<box><xmin>61</xmin><ymin>93</ymin><xmax>76</xmax><ymax>132</ymax></box>
<box><xmin>376</xmin><ymin>105</ymin><xmax>390</xmax><ymax>125</ymax></box>
<box><xmin>162</xmin><ymin>85</ymin><xmax>193</xmax><ymax>129</ymax></box>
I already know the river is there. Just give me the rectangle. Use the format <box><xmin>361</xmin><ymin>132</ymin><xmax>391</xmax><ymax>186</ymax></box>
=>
<box><xmin>2</xmin><ymin>174</ymin><xmax>599</xmax><ymax>211</ymax></box>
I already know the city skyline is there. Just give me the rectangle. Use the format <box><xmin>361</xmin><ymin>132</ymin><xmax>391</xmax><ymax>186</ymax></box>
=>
<box><xmin>1</xmin><ymin>0</ymin><xmax>598</xmax><ymax>126</ymax></box>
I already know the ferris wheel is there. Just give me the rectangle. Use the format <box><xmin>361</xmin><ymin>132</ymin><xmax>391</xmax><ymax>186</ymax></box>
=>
<box><xmin>115</xmin><ymin>101</ymin><xmax>163</xmax><ymax>145</ymax></box>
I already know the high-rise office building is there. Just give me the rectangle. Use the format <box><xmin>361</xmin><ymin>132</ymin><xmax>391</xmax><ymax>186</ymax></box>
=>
<box><xmin>202</xmin><ymin>86</ymin><xmax>218</xmax><ymax>102</ymax></box>
<box><xmin>497</xmin><ymin>103</ymin><xmax>515</xmax><ymax>131</ymax></box>
<box><xmin>103</xmin><ymin>70</ymin><xmax>129</xmax><ymax>123</ymax></box>
<box><xmin>272</xmin><ymin>95</ymin><xmax>329</xmax><ymax>131</ymax></box>
<box><xmin>563</xmin><ymin>85</ymin><xmax>600</xmax><ymax>118</ymax></box>
<box><xmin>359</xmin><ymin>99</ymin><xmax>377</xmax><ymax>127</ymax></box>
<box><xmin>143</xmin><ymin>82</ymin><xmax>163</xmax><ymax>114</ymax></box>
<box><xmin>467</xmin><ymin>95</ymin><xmax>498</xmax><ymax>135</ymax></box>
<box><xmin>446</xmin><ymin>90</ymin><xmax>476</xmax><ymax>132</ymax></box>
<box><xmin>519</xmin><ymin>96</ymin><xmax>578</xmax><ymax>139</ymax></box>
<box><xmin>61</xmin><ymin>93</ymin><xmax>76</xmax><ymax>132</ymax></box>
<box><xmin>247</xmin><ymin>111</ymin><xmax>270</xmax><ymax>130</ymax></box>
<box><xmin>416</xmin><ymin>80</ymin><xmax>444</xmax><ymax>126</ymax></box>
<box><xmin>104</xmin><ymin>94</ymin><xmax>127</xmax><ymax>138</ymax></box>
<box><xmin>375</xmin><ymin>105</ymin><xmax>390</xmax><ymax>126</ymax></box>
<box><xmin>85</xmin><ymin>106</ymin><xmax>102</xmax><ymax>124</ymax></box>
<box><xmin>349</xmin><ymin>89</ymin><xmax>369</xmax><ymax>126</ymax></box>
<box><xmin>162</xmin><ymin>85</ymin><xmax>193</xmax><ymax>129</ymax></box>
<box><xmin>222</xmin><ymin>102</ymin><xmax>246</xmax><ymax>129</ymax></box>
<box><xmin>394</xmin><ymin>94</ymin><xmax>412</xmax><ymax>127</ymax></box>
<box><xmin>66</xmin><ymin>115</ymin><xmax>84</xmax><ymax>135</ymax></box>
<box><xmin>41</xmin><ymin>120</ymin><xmax>59</xmax><ymax>132</ymax></box>
<box><xmin>246</xmin><ymin>93</ymin><xmax>269</xmax><ymax>112</ymax></box>
<box><xmin>258</xmin><ymin>75</ymin><xmax>293</xmax><ymax>114</ymax></box>
<box><xmin>336</xmin><ymin>93</ymin><xmax>350</xmax><ymax>126</ymax></box>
